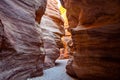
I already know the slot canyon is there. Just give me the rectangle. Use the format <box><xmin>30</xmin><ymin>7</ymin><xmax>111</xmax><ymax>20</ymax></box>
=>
<box><xmin>0</xmin><ymin>0</ymin><xmax>120</xmax><ymax>80</ymax></box>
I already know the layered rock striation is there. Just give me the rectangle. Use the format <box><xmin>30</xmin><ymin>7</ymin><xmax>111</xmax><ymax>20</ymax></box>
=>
<box><xmin>40</xmin><ymin>0</ymin><xmax>65</xmax><ymax>68</ymax></box>
<box><xmin>61</xmin><ymin>0</ymin><xmax>120</xmax><ymax>79</ymax></box>
<box><xmin>0</xmin><ymin>0</ymin><xmax>46</xmax><ymax>80</ymax></box>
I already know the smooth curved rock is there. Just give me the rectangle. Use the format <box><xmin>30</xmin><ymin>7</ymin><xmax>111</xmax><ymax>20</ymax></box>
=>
<box><xmin>61</xmin><ymin>0</ymin><xmax>120</xmax><ymax>80</ymax></box>
<box><xmin>0</xmin><ymin>0</ymin><xmax>46</xmax><ymax>80</ymax></box>
<box><xmin>40</xmin><ymin>0</ymin><xmax>65</xmax><ymax>68</ymax></box>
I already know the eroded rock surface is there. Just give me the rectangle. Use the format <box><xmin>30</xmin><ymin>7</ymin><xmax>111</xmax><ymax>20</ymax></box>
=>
<box><xmin>40</xmin><ymin>0</ymin><xmax>65</xmax><ymax>68</ymax></box>
<box><xmin>61</xmin><ymin>0</ymin><xmax>120</xmax><ymax>79</ymax></box>
<box><xmin>0</xmin><ymin>0</ymin><xmax>46</xmax><ymax>80</ymax></box>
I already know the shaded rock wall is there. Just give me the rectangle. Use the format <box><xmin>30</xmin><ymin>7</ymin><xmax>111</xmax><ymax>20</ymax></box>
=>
<box><xmin>0</xmin><ymin>0</ymin><xmax>46</xmax><ymax>80</ymax></box>
<box><xmin>61</xmin><ymin>0</ymin><xmax>120</xmax><ymax>80</ymax></box>
<box><xmin>40</xmin><ymin>0</ymin><xmax>65</xmax><ymax>68</ymax></box>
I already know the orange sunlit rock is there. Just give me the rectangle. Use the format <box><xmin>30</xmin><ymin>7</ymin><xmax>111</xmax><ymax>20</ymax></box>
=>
<box><xmin>58</xmin><ymin>3</ymin><xmax>72</xmax><ymax>59</ymax></box>
<box><xmin>64</xmin><ymin>0</ymin><xmax>120</xmax><ymax>79</ymax></box>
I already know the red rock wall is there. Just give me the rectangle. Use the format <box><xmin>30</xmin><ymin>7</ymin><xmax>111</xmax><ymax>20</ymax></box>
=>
<box><xmin>0</xmin><ymin>0</ymin><xmax>46</xmax><ymax>80</ymax></box>
<box><xmin>40</xmin><ymin>0</ymin><xmax>65</xmax><ymax>68</ymax></box>
<box><xmin>61</xmin><ymin>0</ymin><xmax>120</xmax><ymax>79</ymax></box>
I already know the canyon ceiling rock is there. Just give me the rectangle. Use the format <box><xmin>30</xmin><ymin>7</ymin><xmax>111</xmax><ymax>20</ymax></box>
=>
<box><xmin>61</xmin><ymin>0</ymin><xmax>120</xmax><ymax>80</ymax></box>
<box><xmin>0</xmin><ymin>0</ymin><xmax>46</xmax><ymax>80</ymax></box>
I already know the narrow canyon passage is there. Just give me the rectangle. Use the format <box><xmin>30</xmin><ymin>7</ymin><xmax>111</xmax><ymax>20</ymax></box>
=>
<box><xmin>28</xmin><ymin>59</ymin><xmax>77</xmax><ymax>80</ymax></box>
<box><xmin>0</xmin><ymin>0</ymin><xmax>120</xmax><ymax>80</ymax></box>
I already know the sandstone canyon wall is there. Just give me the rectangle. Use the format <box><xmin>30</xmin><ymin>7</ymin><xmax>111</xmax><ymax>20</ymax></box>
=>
<box><xmin>61</xmin><ymin>0</ymin><xmax>120</xmax><ymax>80</ymax></box>
<box><xmin>40</xmin><ymin>0</ymin><xmax>65</xmax><ymax>68</ymax></box>
<box><xmin>0</xmin><ymin>0</ymin><xmax>46</xmax><ymax>80</ymax></box>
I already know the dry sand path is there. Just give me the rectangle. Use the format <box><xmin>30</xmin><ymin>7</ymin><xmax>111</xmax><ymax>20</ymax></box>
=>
<box><xmin>28</xmin><ymin>59</ymin><xmax>77</xmax><ymax>80</ymax></box>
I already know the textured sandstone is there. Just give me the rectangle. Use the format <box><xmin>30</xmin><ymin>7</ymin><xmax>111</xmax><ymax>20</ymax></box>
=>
<box><xmin>61</xmin><ymin>0</ymin><xmax>120</xmax><ymax>79</ymax></box>
<box><xmin>0</xmin><ymin>0</ymin><xmax>46</xmax><ymax>80</ymax></box>
<box><xmin>40</xmin><ymin>0</ymin><xmax>65</xmax><ymax>68</ymax></box>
